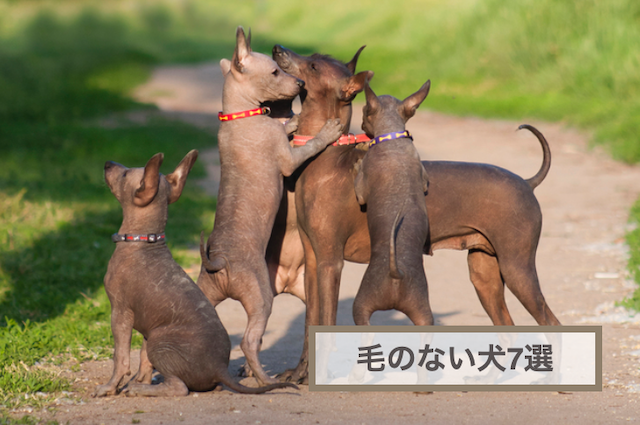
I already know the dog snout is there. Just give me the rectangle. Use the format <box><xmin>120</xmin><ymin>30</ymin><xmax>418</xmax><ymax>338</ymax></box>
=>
<box><xmin>104</xmin><ymin>161</ymin><xmax>117</xmax><ymax>171</ymax></box>
<box><xmin>296</xmin><ymin>78</ymin><xmax>305</xmax><ymax>88</ymax></box>
<box><xmin>272</xmin><ymin>44</ymin><xmax>285</xmax><ymax>56</ymax></box>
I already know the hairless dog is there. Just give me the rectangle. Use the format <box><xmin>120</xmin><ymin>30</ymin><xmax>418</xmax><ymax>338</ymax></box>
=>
<box><xmin>273</xmin><ymin>46</ymin><xmax>560</xmax><ymax>384</ymax></box>
<box><xmin>196</xmin><ymin>27</ymin><xmax>342</xmax><ymax>385</ymax></box>
<box><xmin>353</xmin><ymin>80</ymin><xmax>432</xmax><ymax>326</ymax></box>
<box><xmin>95</xmin><ymin>150</ymin><xmax>296</xmax><ymax>397</ymax></box>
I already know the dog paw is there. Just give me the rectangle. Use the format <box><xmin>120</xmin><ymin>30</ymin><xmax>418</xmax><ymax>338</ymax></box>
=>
<box><xmin>317</xmin><ymin>118</ymin><xmax>342</xmax><ymax>145</ymax></box>
<box><xmin>237</xmin><ymin>363</ymin><xmax>254</xmax><ymax>378</ymax></box>
<box><xmin>92</xmin><ymin>384</ymin><xmax>117</xmax><ymax>398</ymax></box>
<box><xmin>284</xmin><ymin>114</ymin><xmax>300</xmax><ymax>135</ymax></box>
<box><xmin>278</xmin><ymin>366</ymin><xmax>309</xmax><ymax>384</ymax></box>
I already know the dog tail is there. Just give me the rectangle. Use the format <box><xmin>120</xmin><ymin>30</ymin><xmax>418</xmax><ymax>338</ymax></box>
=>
<box><xmin>220</xmin><ymin>375</ymin><xmax>299</xmax><ymax>394</ymax></box>
<box><xmin>389</xmin><ymin>203</ymin><xmax>405</xmax><ymax>280</ymax></box>
<box><xmin>200</xmin><ymin>231</ymin><xmax>228</xmax><ymax>273</ymax></box>
<box><xmin>518</xmin><ymin>124</ymin><xmax>551</xmax><ymax>190</ymax></box>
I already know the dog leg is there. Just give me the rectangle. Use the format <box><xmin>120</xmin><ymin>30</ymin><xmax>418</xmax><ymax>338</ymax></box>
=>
<box><xmin>132</xmin><ymin>338</ymin><xmax>153</xmax><ymax>385</ymax></box>
<box><xmin>279</xmin><ymin>230</ymin><xmax>317</xmax><ymax>384</ymax></box>
<box><xmin>318</xmin><ymin>261</ymin><xmax>343</xmax><ymax>326</ymax></box>
<box><xmin>467</xmin><ymin>250</ymin><xmax>515</xmax><ymax>326</ymax></box>
<box><xmin>500</xmin><ymin>253</ymin><xmax>561</xmax><ymax>326</ymax></box>
<box><xmin>240</xmin><ymin>278</ymin><xmax>277</xmax><ymax>386</ymax></box>
<box><xmin>92</xmin><ymin>309</ymin><xmax>133</xmax><ymax>397</ymax></box>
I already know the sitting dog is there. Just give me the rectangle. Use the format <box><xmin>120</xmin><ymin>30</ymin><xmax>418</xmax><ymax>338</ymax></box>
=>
<box><xmin>94</xmin><ymin>150</ymin><xmax>296</xmax><ymax>397</ymax></box>
<box><xmin>353</xmin><ymin>80</ymin><xmax>432</xmax><ymax>326</ymax></box>
<box><xmin>196</xmin><ymin>27</ymin><xmax>342</xmax><ymax>385</ymax></box>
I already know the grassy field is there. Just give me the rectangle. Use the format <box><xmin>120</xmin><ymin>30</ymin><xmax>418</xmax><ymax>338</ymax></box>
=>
<box><xmin>1</xmin><ymin>0</ymin><xmax>640</xmax><ymax>418</ymax></box>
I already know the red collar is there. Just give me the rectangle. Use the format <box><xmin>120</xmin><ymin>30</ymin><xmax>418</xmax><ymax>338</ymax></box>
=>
<box><xmin>218</xmin><ymin>106</ymin><xmax>271</xmax><ymax>121</ymax></box>
<box><xmin>292</xmin><ymin>133</ymin><xmax>371</xmax><ymax>147</ymax></box>
<box><xmin>111</xmin><ymin>233</ymin><xmax>165</xmax><ymax>243</ymax></box>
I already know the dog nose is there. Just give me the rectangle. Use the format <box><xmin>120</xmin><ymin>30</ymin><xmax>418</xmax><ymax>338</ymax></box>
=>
<box><xmin>296</xmin><ymin>79</ymin><xmax>305</xmax><ymax>88</ymax></box>
<box><xmin>104</xmin><ymin>161</ymin><xmax>116</xmax><ymax>170</ymax></box>
<box><xmin>273</xmin><ymin>45</ymin><xmax>284</xmax><ymax>55</ymax></box>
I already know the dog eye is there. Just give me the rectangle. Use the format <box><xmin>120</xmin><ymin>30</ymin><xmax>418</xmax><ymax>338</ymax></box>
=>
<box><xmin>310</xmin><ymin>63</ymin><xmax>317</xmax><ymax>71</ymax></box>
<box><xmin>272</xmin><ymin>69</ymin><xmax>279</xmax><ymax>76</ymax></box>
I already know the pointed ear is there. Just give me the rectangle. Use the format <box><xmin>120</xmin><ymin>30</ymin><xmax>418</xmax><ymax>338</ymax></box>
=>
<box><xmin>166</xmin><ymin>150</ymin><xmax>199</xmax><ymax>204</ymax></box>
<box><xmin>364</xmin><ymin>80</ymin><xmax>379</xmax><ymax>111</ymax></box>
<box><xmin>341</xmin><ymin>70</ymin><xmax>374</xmax><ymax>102</ymax></box>
<box><xmin>346</xmin><ymin>45</ymin><xmax>366</xmax><ymax>74</ymax></box>
<box><xmin>134</xmin><ymin>153</ymin><xmax>163</xmax><ymax>207</ymax></box>
<box><xmin>232</xmin><ymin>26</ymin><xmax>252</xmax><ymax>73</ymax></box>
<box><xmin>220</xmin><ymin>58</ymin><xmax>231</xmax><ymax>75</ymax></box>
<box><xmin>353</xmin><ymin>159</ymin><xmax>368</xmax><ymax>206</ymax></box>
<box><xmin>402</xmin><ymin>79</ymin><xmax>430</xmax><ymax>120</ymax></box>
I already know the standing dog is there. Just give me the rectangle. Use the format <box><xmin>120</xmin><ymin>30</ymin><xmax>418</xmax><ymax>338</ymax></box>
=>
<box><xmin>273</xmin><ymin>46</ymin><xmax>560</xmax><ymax>383</ymax></box>
<box><xmin>95</xmin><ymin>150</ymin><xmax>296</xmax><ymax>397</ymax></box>
<box><xmin>353</xmin><ymin>81</ymin><xmax>431</xmax><ymax>326</ymax></box>
<box><xmin>196</xmin><ymin>27</ymin><xmax>342</xmax><ymax>385</ymax></box>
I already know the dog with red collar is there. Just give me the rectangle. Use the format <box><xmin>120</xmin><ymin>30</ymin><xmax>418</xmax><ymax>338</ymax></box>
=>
<box><xmin>196</xmin><ymin>27</ymin><xmax>343</xmax><ymax>386</ymax></box>
<box><xmin>96</xmin><ymin>150</ymin><xmax>296</xmax><ymax>397</ymax></box>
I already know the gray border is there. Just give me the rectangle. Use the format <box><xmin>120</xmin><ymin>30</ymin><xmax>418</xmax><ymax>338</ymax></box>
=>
<box><xmin>309</xmin><ymin>325</ymin><xmax>602</xmax><ymax>392</ymax></box>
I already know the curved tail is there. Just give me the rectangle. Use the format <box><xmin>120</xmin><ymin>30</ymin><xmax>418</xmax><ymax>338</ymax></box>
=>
<box><xmin>199</xmin><ymin>231</ymin><xmax>228</xmax><ymax>273</ymax></box>
<box><xmin>518</xmin><ymin>124</ymin><xmax>551</xmax><ymax>190</ymax></box>
<box><xmin>389</xmin><ymin>203</ymin><xmax>405</xmax><ymax>280</ymax></box>
<box><xmin>221</xmin><ymin>375</ymin><xmax>298</xmax><ymax>394</ymax></box>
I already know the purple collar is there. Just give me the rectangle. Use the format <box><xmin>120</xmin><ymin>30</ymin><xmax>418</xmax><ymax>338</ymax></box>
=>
<box><xmin>369</xmin><ymin>130</ymin><xmax>413</xmax><ymax>147</ymax></box>
<box><xmin>111</xmin><ymin>233</ymin><xmax>165</xmax><ymax>243</ymax></box>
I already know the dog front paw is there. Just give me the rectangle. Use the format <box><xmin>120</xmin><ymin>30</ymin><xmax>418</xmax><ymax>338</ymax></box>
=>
<box><xmin>284</xmin><ymin>114</ymin><xmax>300</xmax><ymax>135</ymax></box>
<box><xmin>317</xmin><ymin>118</ymin><xmax>342</xmax><ymax>145</ymax></box>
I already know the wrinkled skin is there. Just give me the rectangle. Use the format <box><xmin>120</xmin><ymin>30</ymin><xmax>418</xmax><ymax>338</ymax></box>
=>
<box><xmin>352</xmin><ymin>81</ymin><xmax>432</xmax><ymax>326</ymax></box>
<box><xmin>96</xmin><ymin>150</ymin><xmax>296</xmax><ymax>397</ymax></box>
<box><xmin>273</xmin><ymin>46</ymin><xmax>560</xmax><ymax>384</ymax></box>
<box><xmin>195</xmin><ymin>27</ymin><xmax>342</xmax><ymax>386</ymax></box>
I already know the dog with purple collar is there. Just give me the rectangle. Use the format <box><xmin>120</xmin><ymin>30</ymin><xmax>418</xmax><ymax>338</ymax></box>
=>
<box><xmin>353</xmin><ymin>80</ymin><xmax>432</xmax><ymax>326</ymax></box>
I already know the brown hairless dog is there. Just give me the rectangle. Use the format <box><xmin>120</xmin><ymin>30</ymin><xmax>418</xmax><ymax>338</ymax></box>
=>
<box><xmin>353</xmin><ymin>80</ymin><xmax>432</xmax><ymax>326</ymax></box>
<box><xmin>95</xmin><ymin>150</ymin><xmax>296</xmax><ymax>397</ymax></box>
<box><xmin>273</xmin><ymin>46</ymin><xmax>560</xmax><ymax>384</ymax></box>
<box><xmin>196</xmin><ymin>27</ymin><xmax>342</xmax><ymax>385</ymax></box>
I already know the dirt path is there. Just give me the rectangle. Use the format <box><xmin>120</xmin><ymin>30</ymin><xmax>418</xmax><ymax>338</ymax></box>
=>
<box><xmin>38</xmin><ymin>62</ymin><xmax>640</xmax><ymax>424</ymax></box>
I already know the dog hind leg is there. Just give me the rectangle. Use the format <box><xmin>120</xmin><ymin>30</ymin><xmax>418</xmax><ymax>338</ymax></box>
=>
<box><xmin>467</xmin><ymin>249</ymin><xmax>515</xmax><ymax>326</ymax></box>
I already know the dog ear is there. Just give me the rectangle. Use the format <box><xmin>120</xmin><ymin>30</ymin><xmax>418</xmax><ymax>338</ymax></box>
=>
<box><xmin>346</xmin><ymin>45</ymin><xmax>366</xmax><ymax>74</ymax></box>
<box><xmin>232</xmin><ymin>26</ymin><xmax>252</xmax><ymax>73</ymax></box>
<box><xmin>402</xmin><ymin>79</ymin><xmax>430</xmax><ymax>120</ymax></box>
<box><xmin>166</xmin><ymin>150</ymin><xmax>199</xmax><ymax>204</ymax></box>
<box><xmin>134</xmin><ymin>153</ymin><xmax>164</xmax><ymax>207</ymax></box>
<box><xmin>364</xmin><ymin>80</ymin><xmax>379</xmax><ymax>111</ymax></box>
<box><xmin>341</xmin><ymin>70</ymin><xmax>374</xmax><ymax>102</ymax></box>
<box><xmin>220</xmin><ymin>58</ymin><xmax>232</xmax><ymax>76</ymax></box>
<box><xmin>353</xmin><ymin>159</ymin><xmax>368</xmax><ymax>205</ymax></box>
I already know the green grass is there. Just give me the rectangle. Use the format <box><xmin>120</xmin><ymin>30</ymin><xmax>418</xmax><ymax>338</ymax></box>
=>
<box><xmin>2</xmin><ymin>0</ymin><xmax>640</xmax><ymax>415</ymax></box>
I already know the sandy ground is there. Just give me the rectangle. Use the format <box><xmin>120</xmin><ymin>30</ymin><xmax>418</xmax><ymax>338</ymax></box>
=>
<box><xmin>28</xmin><ymin>62</ymin><xmax>640</xmax><ymax>424</ymax></box>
